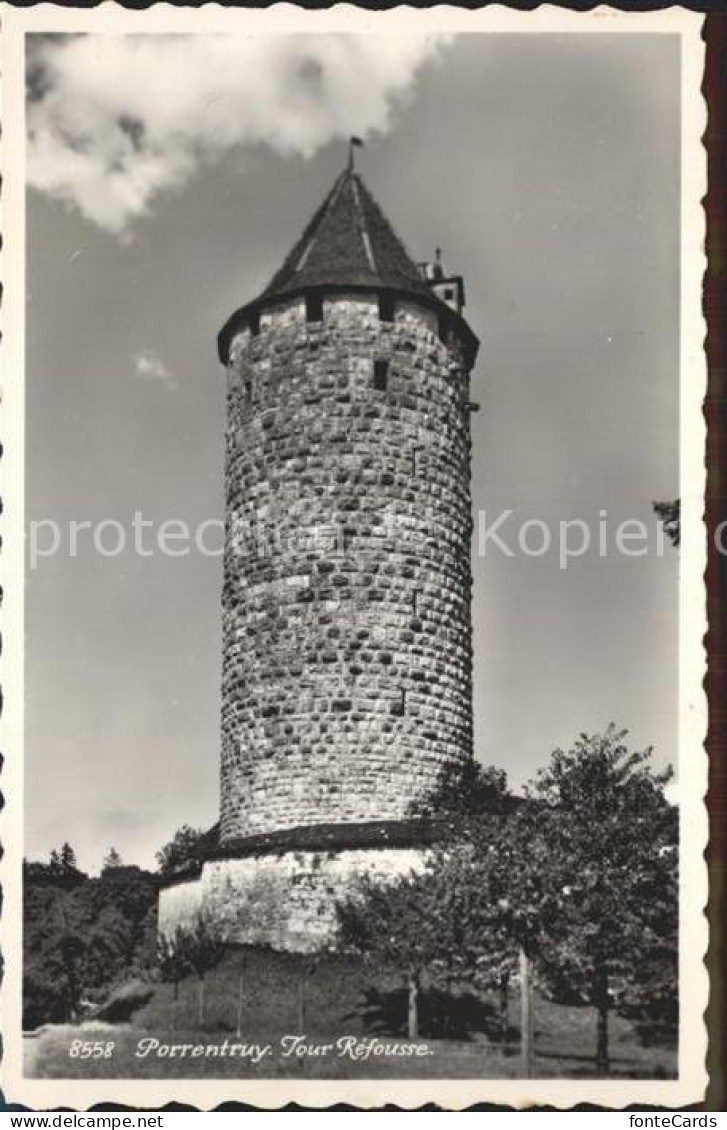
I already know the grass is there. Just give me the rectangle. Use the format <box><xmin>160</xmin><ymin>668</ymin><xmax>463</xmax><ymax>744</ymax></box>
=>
<box><xmin>25</xmin><ymin>947</ymin><xmax>677</xmax><ymax>1080</ymax></box>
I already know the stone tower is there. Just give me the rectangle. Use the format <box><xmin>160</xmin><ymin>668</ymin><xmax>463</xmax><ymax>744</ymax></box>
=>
<box><xmin>159</xmin><ymin>159</ymin><xmax>480</xmax><ymax>950</ymax></box>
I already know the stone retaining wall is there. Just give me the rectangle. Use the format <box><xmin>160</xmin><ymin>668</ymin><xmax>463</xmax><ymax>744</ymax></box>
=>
<box><xmin>158</xmin><ymin>846</ymin><xmax>426</xmax><ymax>953</ymax></box>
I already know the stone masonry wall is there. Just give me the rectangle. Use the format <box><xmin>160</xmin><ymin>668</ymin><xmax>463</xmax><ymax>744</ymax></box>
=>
<box><xmin>220</xmin><ymin>293</ymin><xmax>473</xmax><ymax>842</ymax></box>
<box><xmin>158</xmin><ymin>847</ymin><xmax>427</xmax><ymax>953</ymax></box>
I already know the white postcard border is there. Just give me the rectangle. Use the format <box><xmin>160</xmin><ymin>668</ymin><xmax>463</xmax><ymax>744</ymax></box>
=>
<box><xmin>0</xmin><ymin>3</ymin><xmax>708</xmax><ymax>1109</ymax></box>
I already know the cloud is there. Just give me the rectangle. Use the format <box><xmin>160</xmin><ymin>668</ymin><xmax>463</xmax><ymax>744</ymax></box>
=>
<box><xmin>134</xmin><ymin>349</ymin><xmax>177</xmax><ymax>389</ymax></box>
<box><xmin>27</xmin><ymin>33</ymin><xmax>449</xmax><ymax>238</ymax></box>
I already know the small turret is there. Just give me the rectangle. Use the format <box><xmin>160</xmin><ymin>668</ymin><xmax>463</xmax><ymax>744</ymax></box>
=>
<box><xmin>418</xmin><ymin>247</ymin><xmax>466</xmax><ymax>316</ymax></box>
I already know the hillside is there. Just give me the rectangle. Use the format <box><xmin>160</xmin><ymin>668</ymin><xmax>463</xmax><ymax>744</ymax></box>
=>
<box><xmin>26</xmin><ymin>946</ymin><xmax>677</xmax><ymax>1080</ymax></box>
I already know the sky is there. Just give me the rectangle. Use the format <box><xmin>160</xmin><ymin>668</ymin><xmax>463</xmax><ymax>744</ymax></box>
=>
<box><xmin>25</xmin><ymin>31</ymin><xmax>681</xmax><ymax>873</ymax></box>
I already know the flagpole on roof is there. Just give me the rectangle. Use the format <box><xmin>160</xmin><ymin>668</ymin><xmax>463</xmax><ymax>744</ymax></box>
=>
<box><xmin>348</xmin><ymin>136</ymin><xmax>364</xmax><ymax>171</ymax></box>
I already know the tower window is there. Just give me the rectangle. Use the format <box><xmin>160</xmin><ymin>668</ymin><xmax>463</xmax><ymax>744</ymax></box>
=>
<box><xmin>378</xmin><ymin>293</ymin><xmax>395</xmax><ymax>323</ymax></box>
<box><xmin>249</xmin><ymin>311</ymin><xmax>260</xmax><ymax>337</ymax></box>
<box><xmin>438</xmin><ymin>312</ymin><xmax>448</xmax><ymax>344</ymax></box>
<box><xmin>373</xmin><ymin>359</ymin><xmax>389</xmax><ymax>391</ymax></box>
<box><xmin>306</xmin><ymin>293</ymin><xmax>324</xmax><ymax>323</ymax></box>
<box><xmin>390</xmin><ymin>689</ymin><xmax>406</xmax><ymax>718</ymax></box>
<box><xmin>444</xmin><ymin>288</ymin><xmax>454</xmax><ymax>302</ymax></box>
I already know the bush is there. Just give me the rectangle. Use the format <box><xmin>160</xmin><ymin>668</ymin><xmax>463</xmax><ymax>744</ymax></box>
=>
<box><xmin>93</xmin><ymin>979</ymin><xmax>156</xmax><ymax>1023</ymax></box>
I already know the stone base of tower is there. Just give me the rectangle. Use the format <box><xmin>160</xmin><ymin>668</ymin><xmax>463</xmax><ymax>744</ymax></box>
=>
<box><xmin>158</xmin><ymin>844</ymin><xmax>427</xmax><ymax>954</ymax></box>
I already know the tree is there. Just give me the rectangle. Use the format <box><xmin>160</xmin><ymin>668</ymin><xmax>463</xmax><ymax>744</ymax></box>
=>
<box><xmin>339</xmin><ymin>867</ymin><xmax>455</xmax><ymax>1038</ymax></box>
<box><xmin>24</xmin><ymin>857</ymin><xmax>58</xmax><ymax>883</ymax></box>
<box><xmin>23</xmin><ymin>871</ymin><xmax>157</xmax><ymax>1028</ymax></box>
<box><xmin>157</xmin><ymin>927</ymin><xmax>194</xmax><ymax>1031</ymax></box>
<box><xmin>527</xmin><ymin>725</ymin><xmax>678</xmax><ymax>1075</ymax></box>
<box><xmin>341</xmin><ymin>785</ymin><xmax>538</xmax><ymax>1053</ymax></box>
<box><xmin>341</xmin><ymin>728</ymin><xmax>677</xmax><ymax>1076</ymax></box>
<box><xmin>60</xmin><ymin>842</ymin><xmax>78</xmax><ymax>873</ymax></box>
<box><xmin>43</xmin><ymin>844</ymin><xmax>86</xmax><ymax>884</ymax></box>
<box><xmin>155</xmin><ymin>825</ymin><xmax>206</xmax><ymax>876</ymax></box>
<box><xmin>615</xmin><ymin>865</ymin><xmax>679</xmax><ymax>1048</ymax></box>
<box><xmin>51</xmin><ymin>891</ymin><xmax>88</xmax><ymax>1021</ymax></box>
<box><xmin>653</xmin><ymin>499</ymin><xmax>680</xmax><ymax>547</ymax></box>
<box><xmin>451</xmin><ymin>806</ymin><xmax>562</xmax><ymax>1075</ymax></box>
<box><xmin>102</xmin><ymin>847</ymin><xmax>124</xmax><ymax>874</ymax></box>
<box><xmin>339</xmin><ymin>834</ymin><xmax>544</xmax><ymax>1052</ymax></box>
<box><xmin>184</xmin><ymin>915</ymin><xmax>229</xmax><ymax>1027</ymax></box>
<box><xmin>422</xmin><ymin>760</ymin><xmax>544</xmax><ymax>1069</ymax></box>
<box><xmin>427</xmin><ymin>839</ymin><xmax>522</xmax><ymax>1049</ymax></box>
<box><xmin>423</xmin><ymin>759</ymin><xmax>510</xmax><ymax>817</ymax></box>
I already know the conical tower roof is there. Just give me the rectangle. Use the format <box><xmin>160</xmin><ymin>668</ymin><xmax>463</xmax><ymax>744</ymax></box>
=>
<box><xmin>218</xmin><ymin>164</ymin><xmax>478</xmax><ymax>364</ymax></box>
<box><xmin>259</xmin><ymin>166</ymin><xmax>433</xmax><ymax>303</ymax></box>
